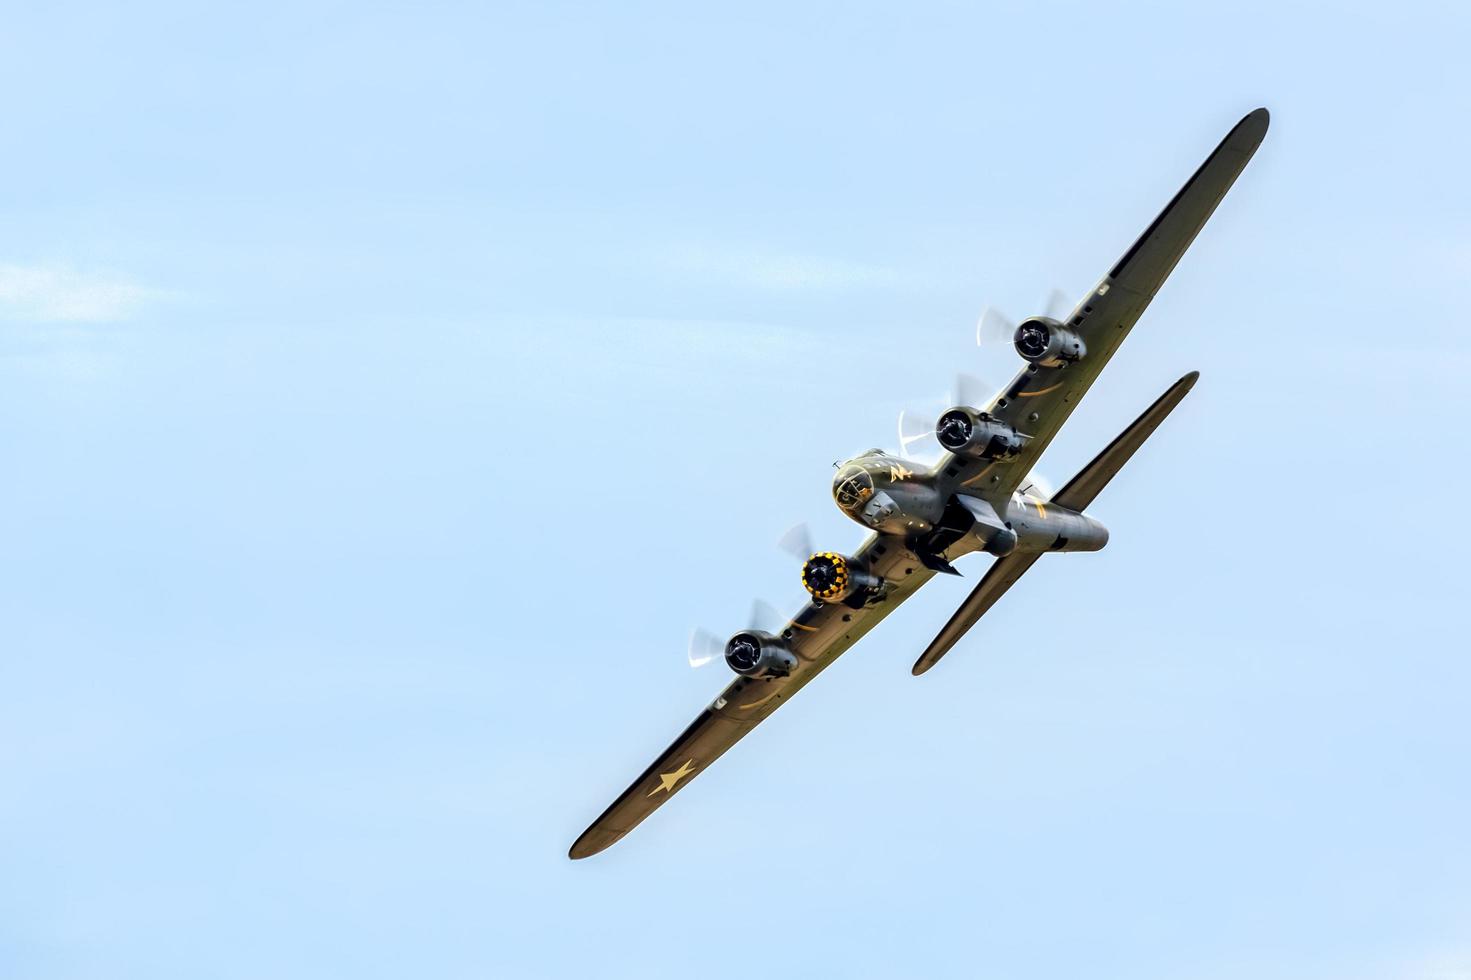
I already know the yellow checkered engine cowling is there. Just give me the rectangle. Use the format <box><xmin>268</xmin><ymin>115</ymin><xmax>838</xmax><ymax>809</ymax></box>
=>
<box><xmin>801</xmin><ymin>552</ymin><xmax>855</xmax><ymax>602</ymax></box>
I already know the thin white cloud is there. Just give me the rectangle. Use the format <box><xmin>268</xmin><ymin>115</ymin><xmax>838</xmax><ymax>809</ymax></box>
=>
<box><xmin>0</xmin><ymin>263</ymin><xmax>156</xmax><ymax>322</ymax></box>
<box><xmin>1403</xmin><ymin>948</ymin><xmax>1471</xmax><ymax>980</ymax></box>
<box><xmin>664</xmin><ymin>244</ymin><xmax>921</xmax><ymax>290</ymax></box>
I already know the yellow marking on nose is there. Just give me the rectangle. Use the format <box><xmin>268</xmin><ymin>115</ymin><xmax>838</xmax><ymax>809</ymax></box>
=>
<box><xmin>789</xmin><ymin>622</ymin><xmax>819</xmax><ymax>632</ymax></box>
<box><xmin>1017</xmin><ymin>382</ymin><xmax>1064</xmax><ymax>398</ymax></box>
<box><xmin>1034</xmin><ymin>499</ymin><xmax>1048</xmax><ymax>518</ymax></box>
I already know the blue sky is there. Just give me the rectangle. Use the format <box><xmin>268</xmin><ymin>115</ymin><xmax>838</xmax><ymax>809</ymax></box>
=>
<box><xmin>2</xmin><ymin>2</ymin><xmax>1468</xmax><ymax>977</ymax></box>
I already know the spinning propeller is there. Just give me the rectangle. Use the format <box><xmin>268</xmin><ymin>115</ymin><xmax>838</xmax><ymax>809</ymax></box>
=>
<box><xmin>687</xmin><ymin>598</ymin><xmax>788</xmax><ymax>669</ymax></box>
<box><xmin>974</xmin><ymin>288</ymin><xmax>1075</xmax><ymax>347</ymax></box>
<box><xmin>777</xmin><ymin>522</ymin><xmax>815</xmax><ymax>562</ymax></box>
<box><xmin>896</xmin><ymin>289</ymin><xmax>1072</xmax><ymax>492</ymax></box>
<box><xmin>687</xmin><ymin>523</ymin><xmax>828</xmax><ymax>670</ymax></box>
<box><xmin>691</xmin><ymin>289</ymin><xmax>1077</xmax><ymax>673</ymax></box>
<box><xmin>897</xmin><ymin>371</ymin><xmax>996</xmax><ymax>463</ymax></box>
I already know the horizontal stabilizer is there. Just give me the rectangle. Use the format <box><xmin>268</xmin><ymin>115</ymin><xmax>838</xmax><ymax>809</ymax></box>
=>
<box><xmin>911</xmin><ymin>552</ymin><xmax>1040</xmax><ymax>676</ymax></box>
<box><xmin>1050</xmin><ymin>371</ymin><xmax>1199</xmax><ymax>512</ymax></box>
<box><xmin>911</xmin><ymin>371</ymin><xmax>1199</xmax><ymax>676</ymax></box>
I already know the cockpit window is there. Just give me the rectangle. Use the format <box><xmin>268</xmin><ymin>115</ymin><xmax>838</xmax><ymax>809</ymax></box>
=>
<box><xmin>833</xmin><ymin>466</ymin><xmax>874</xmax><ymax>509</ymax></box>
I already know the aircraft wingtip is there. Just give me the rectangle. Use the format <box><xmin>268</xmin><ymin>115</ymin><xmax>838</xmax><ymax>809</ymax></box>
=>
<box><xmin>1223</xmin><ymin>108</ymin><xmax>1271</xmax><ymax>150</ymax></box>
<box><xmin>1239</xmin><ymin>107</ymin><xmax>1271</xmax><ymax>140</ymax></box>
<box><xmin>568</xmin><ymin>833</ymin><xmax>599</xmax><ymax>860</ymax></box>
<box><xmin>568</xmin><ymin>825</ymin><xmax>623</xmax><ymax>860</ymax></box>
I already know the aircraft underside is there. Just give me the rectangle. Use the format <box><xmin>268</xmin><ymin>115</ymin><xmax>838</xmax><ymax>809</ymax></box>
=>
<box><xmin>570</xmin><ymin>108</ymin><xmax>1269</xmax><ymax>859</ymax></box>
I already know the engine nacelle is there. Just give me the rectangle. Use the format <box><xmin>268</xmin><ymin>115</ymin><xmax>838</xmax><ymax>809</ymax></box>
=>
<box><xmin>1014</xmin><ymin>316</ymin><xmax>1086</xmax><ymax>367</ymax></box>
<box><xmin>800</xmin><ymin>552</ymin><xmax>883</xmax><ymax>605</ymax></box>
<box><xmin>935</xmin><ymin>408</ymin><xmax>1025</xmax><ymax>460</ymax></box>
<box><xmin>725</xmin><ymin>631</ymin><xmax>797</xmax><ymax>679</ymax></box>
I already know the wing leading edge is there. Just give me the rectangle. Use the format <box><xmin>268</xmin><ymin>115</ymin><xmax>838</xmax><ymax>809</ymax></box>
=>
<box><xmin>569</xmin><ymin>706</ymin><xmax>741</xmax><ymax>860</ymax></box>
<box><xmin>947</xmin><ymin>108</ymin><xmax>1267</xmax><ymax>513</ymax></box>
<box><xmin>570</xmin><ymin>536</ymin><xmax>940</xmax><ymax>859</ymax></box>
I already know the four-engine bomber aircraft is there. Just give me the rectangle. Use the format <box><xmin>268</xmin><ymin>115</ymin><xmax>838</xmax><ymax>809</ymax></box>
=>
<box><xmin>570</xmin><ymin>108</ymin><xmax>1269</xmax><ymax>859</ymax></box>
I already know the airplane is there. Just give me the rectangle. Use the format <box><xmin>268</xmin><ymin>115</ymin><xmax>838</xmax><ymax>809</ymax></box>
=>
<box><xmin>570</xmin><ymin>108</ymin><xmax>1270</xmax><ymax>860</ymax></box>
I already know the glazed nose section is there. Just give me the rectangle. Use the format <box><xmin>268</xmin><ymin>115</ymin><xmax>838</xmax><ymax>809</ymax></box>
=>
<box><xmin>831</xmin><ymin>465</ymin><xmax>874</xmax><ymax>512</ymax></box>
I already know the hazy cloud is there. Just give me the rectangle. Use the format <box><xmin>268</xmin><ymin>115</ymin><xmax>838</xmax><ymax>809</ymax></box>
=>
<box><xmin>663</xmin><ymin>244</ymin><xmax>921</xmax><ymax>291</ymax></box>
<box><xmin>1404</xmin><ymin>948</ymin><xmax>1471</xmax><ymax>980</ymax></box>
<box><xmin>0</xmin><ymin>263</ymin><xmax>157</xmax><ymax>322</ymax></box>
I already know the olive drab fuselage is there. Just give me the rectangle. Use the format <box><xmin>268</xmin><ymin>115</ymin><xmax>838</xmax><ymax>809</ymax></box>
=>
<box><xmin>830</xmin><ymin>449</ymin><xmax>1108</xmax><ymax>558</ymax></box>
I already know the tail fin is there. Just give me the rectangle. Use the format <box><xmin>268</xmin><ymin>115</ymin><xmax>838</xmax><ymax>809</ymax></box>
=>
<box><xmin>911</xmin><ymin>371</ymin><xmax>1199</xmax><ymax>676</ymax></box>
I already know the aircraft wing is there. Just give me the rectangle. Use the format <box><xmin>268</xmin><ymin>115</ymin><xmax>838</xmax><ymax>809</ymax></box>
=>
<box><xmin>936</xmin><ymin>108</ymin><xmax>1267</xmax><ymax>509</ymax></box>
<box><xmin>569</xmin><ymin>701</ymin><xmax>753</xmax><ymax>860</ymax></box>
<box><xmin>570</xmin><ymin>534</ymin><xmax>939</xmax><ymax>859</ymax></box>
